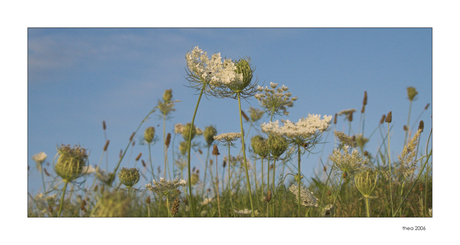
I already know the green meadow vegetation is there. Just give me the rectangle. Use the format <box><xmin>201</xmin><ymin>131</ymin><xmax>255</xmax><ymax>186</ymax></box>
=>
<box><xmin>28</xmin><ymin>47</ymin><xmax>432</xmax><ymax>217</ymax></box>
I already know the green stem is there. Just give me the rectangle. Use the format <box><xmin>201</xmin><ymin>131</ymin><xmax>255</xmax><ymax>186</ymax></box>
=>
<box><xmin>186</xmin><ymin>84</ymin><xmax>206</xmax><ymax>217</ymax></box>
<box><xmin>201</xmin><ymin>145</ymin><xmax>211</xmax><ymax>198</ymax></box>
<box><xmin>148</xmin><ymin>143</ymin><xmax>155</xmax><ymax>181</ymax></box>
<box><xmin>404</xmin><ymin>101</ymin><xmax>413</xmax><ymax>145</ymax></box>
<box><xmin>40</xmin><ymin>167</ymin><xmax>46</xmax><ymax>193</ymax></box>
<box><xmin>238</xmin><ymin>92</ymin><xmax>255</xmax><ymax>217</ymax></box>
<box><xmin>297</xmin><ymin>144</ymin><xmax>301</xmax><ymax>217</ymax></box>
<box><xmin>57</xmin><ymin>180</ymin><xmax>68</xmax><ymax>217</ymax></box>
<box><xmin>388</xmin><ymin>122</ymin><xmax>394</xmax><ymax>216</ymax></box>
<box><xmin>216</xmin><ymin>155</ymin><xmax>221</xmax><ymax>217</ymax></box>
<box><xmin>365</xmin><ymin>196</ymin><xmax>370</xmax><ymax>217</ymax></box>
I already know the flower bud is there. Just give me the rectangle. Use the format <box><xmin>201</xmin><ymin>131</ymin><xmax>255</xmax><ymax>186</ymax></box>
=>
<box><xmin>144</xmin><ymin>127</ymin><xmax>155</xmax><ymax>143</ymax></box>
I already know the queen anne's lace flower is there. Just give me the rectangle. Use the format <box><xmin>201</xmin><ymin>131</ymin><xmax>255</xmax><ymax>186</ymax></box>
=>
<box><xmin>213</xmin><ymin>132</ymin><xmax>241</xmax><ymax>142</ymax></box>
<box><xmin>186</xmin><ymin>46</ymin><xmax>243</xmax><ymax>87</ymax></box>
<box><xmin>145</xmin><ymin>178</ymin><xmax>187</xmax><ymax>197</ymax></box>
<box><xmin>32</xmin><ymin>152</ymin><xmax>47</xmax><ymax>164</ymax></box>
<box><xmin>289</xmin><ymin>184</ymin><xmax>319</xmax><ymax>207</ymax></box>
<box><xmin>234</xmin><ymin>208</ymin><xmax>259</xmax><ymax>216</ymax></box>
<box><xmin>261</xmin><ymin>114</ymin><xmax>332</xmax><ymax>140</ymax></box>
<box><xmin>330</xmin><ymin>145</ymin><xmax>369</xmax><ymax>175</ymax></box>
<box><xmin>255</xmin><ymin>82</ymin><xmax>296</xmax><ymax>116</ymax></box>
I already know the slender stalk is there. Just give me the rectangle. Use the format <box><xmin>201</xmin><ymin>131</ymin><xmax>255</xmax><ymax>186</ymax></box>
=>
<box><xmin>40</xmin><ymin>167</ymin><xmax>46</xmax><ymax>193</ymax></box>
<box><xmin>57</xmin><ymin>180</ymin><xmax>69</xmax><ymax>217</ymax></box>
<box><xmin>297</xmin><ymin>144</ymin><xmax>301</xmax><ymax>217</ymax></box>
<box><xmin>186</xmin><ymin>84</ymin><xmax>206</xmax><ymax>217</ymax></box>
<box><xmin>215</xmin><ymin>154</ymin><xmax>221</xmax><ymax>217</ymax></box>
<box><xmin>404</xmin><ymin>100</ymin><xmax>413</xmax><ymax>145</ymax></box>
<box><xmin>387</xmin><ymin>122</ymin><xmax>394</xmax><ymax>216</ymax></box>
<box><xmin>148</xmin><ymin>144</ymin><xmax>155</xmax><ymax>180</ymax></box>
<box><xmin>237</xmin><ymin>92</ymin><xmax>255</xmax><ymax>217</ymax></box>
<box><xmin>261</xmin><ymin>157</ymin><xmax>264</xmax><ymax>202</ymax></box>
<box><xmin>201</xmin><ymin>145</ymin><xmax>211</xmax><ymax>198</ymax></box>
<box><xmin>364</xmin><ymin>197</ymin><xmax>370</xmax><ymax>217</ymax></box>
<box><xmin>272</xmin><ymin>158</ymin><xmax>276</xmax><ymax>216</ymax></box>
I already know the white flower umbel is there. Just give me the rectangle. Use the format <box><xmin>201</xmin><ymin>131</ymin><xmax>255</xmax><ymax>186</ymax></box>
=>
<box><xmin>255</xmin><ymin>82</ymin><xmax>297</xmax><ymax>116</ymax></box>
<box><xmin>201</xmin><ymin>198</ymin><xmax>213</xmax><ymax>206</ymax></box>
<box><xmin>289</xmin><ymin>184</ymin><xmax>319</xmax><ymax>207</ymax></box>
<box><xmin>261</xmin><ymin>114</ymin><xmax>332</xmax><ymax>141</ymax></box>
<box><xmin>145</xmin><ymin>178</ymin><xmax>187</xmax><ymax>198</ymax></box>
<box><xmin>330</xmin><ymin>145</ymin><xmax>369</xmax><ymax>176</ymax></box>
<box><xmin>186</xmin><ymin>46</ymin><xmax>243</xmax><ymax>87</ymax></box>
<box><xmin>234</xmin><ymin>208</ymin><xmax>259</xmax><ymax>216</ymax></box>
<box><xmin>32</xmin><ymin>152</ymin><xmax>47</xmax><ymax>164</ymax></box>
<box><xmin>213</xmin><ymin>132</ymin><xmax>242</xmax><ymax>142</ymax></box>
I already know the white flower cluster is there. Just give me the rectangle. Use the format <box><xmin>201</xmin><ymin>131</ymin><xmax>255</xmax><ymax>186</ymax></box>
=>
<box><xmin>186</xmin><ymin>46</ymin><xmax>243</xmax><ymax>86</ymax></box>
<box><xmin>201</xmin><ymin>198</ymin><xmax>213</xmax><ymax>206</ymax></box>
<box><xmin>254</xmin><ymin>82</ymin><xmax>297</xmax><ymax>116</ymax></box>
<box><xmin>330</xmin><ymin>145</ymin><xmax>369</xmax><ymax>175</ymax></box>
<box><xmin>145</xmin><ymin>178</ymin><xmax>187</xmax><ymax>197</ymax></box>
<box><xmin>261</xmin><ymin>114</ymin><xmax>332</xmax><ymax>139</ymax></box>
<box><xmin>234</xmin><ymin>208</ymin><xmax>259</xmax><ymax>216</ymax></box>
<box><xmin>213</xmin><ymin>132</ymin><xmax>241</xmax><ymax>142</ymax></box>
<box><xmin>82</xmin><ymin>165</ymin><xmax>96</xmax><ymax>175</ymax></box>
<box><xmin>289</xmin><ymin>184</ymin><xmax>319</xmax><ymax>207</ymax></box>
<box><xmin>32</xmin><ymin>152</ymin><xmax>47</xmax><ymax>164</ymax></box>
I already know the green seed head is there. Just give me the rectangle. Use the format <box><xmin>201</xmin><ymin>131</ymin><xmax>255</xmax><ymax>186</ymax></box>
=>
<box><xmin>251</xmin><ymin>135</ymin><xmax>269</xmax><ymax>158</ymax></box>
<box><xmin>163</xmin><ymin>89</ymin><xmax>173</xmax><ymax>103</ymax></box>
<box><xmin>182</xmin><ymin>123</ymin><xmax>196</xmax><ymax>141</ymax></box>
<box><xmin>191</xmin><ymin>173</ymin><xmax>199</xmax><ymax>186</ymax></box>
<box><xmin>203</xmin><ymin>125</ymin><xmax>218</xmax><ymax>146</ymax></box>
<box><xmin>407</xmin><ymin>87</ymin><xmax>418</xmax><ymax>101</ymax></box>
<box><xmin>144</xmin><ymin>127</ymin><xmax>155</xmax><ymax>143</ymax></box>
<box><xmin>54</xmin><ymin>144</ymin><xmax>88</xmax><ymax>182</ymax></box>
<box><xmin>118</xmin><ymin>167</ymin><xmax>140</xmax><ymax>188</ymax></box>
<box><xmin>268</xmin><ymin>134</ymin><xmax>288</xmax><ymax>159</ymax></box>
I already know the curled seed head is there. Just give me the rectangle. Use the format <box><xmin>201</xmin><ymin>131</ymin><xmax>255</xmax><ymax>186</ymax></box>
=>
<box><xmin>385</xmin><ymin>111</ymin><xmax>392</xmax><ymax>123</ymax></box>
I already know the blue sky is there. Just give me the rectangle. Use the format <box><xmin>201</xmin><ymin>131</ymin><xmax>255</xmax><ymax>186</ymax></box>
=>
<box><xmin>28</xmin><ymin>28</ymin><xmax>432</xmax><ymax>194</ymax></box>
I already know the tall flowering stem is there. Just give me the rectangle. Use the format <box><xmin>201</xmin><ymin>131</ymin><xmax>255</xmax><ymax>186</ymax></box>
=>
<box><xmin>238</xmin><ymin>93</ymin><xmax>255</xmax><ymax>217</ymax></box>
<box><xmin>186</xmin><ymin>84</ymin><xmax>206</xmax><ymax>216</ymax></box>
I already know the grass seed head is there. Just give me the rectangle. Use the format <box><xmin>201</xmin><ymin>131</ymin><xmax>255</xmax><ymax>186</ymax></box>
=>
<box><xmin>212</xmin><ymin>144</ymin><xmax>220</xmax><ymax>156</ymax></box>
<box><xmin>103</xmin><ymin>140</ymin><xmax>110</xmax><ymax>151</ymax></box>
<box><xmin>165</xmin><ymin>133</ymin><xmax>171</xmax><ymax>148</ymax></box>
<box><xmin>380</xmin><ymin>114</ymin><xmax>386</xmax><ymax>124</ymax></box>
<box><xmin>385</xmin><ymin>111</ymin><xmax>392</xmax><ymax>123</ymax></box>
<box><xmin>163</xmin><ymin>89</ymin><xmax>173</xmax><ymax>103</ymax></box>
<box><xmin>171</xmin><ymin>198</ymin><xmax>180</xmax><ymax>216</ymax></box>
<box><xmin>419</xmin><ymin>120</ymin><xmax>424</xmax><ymax>132</ymax></box>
